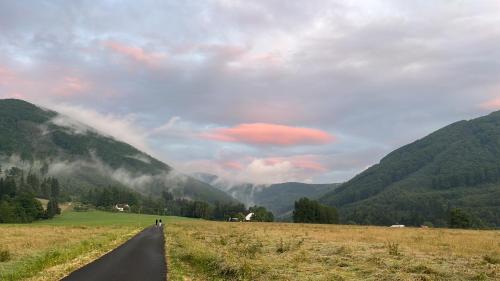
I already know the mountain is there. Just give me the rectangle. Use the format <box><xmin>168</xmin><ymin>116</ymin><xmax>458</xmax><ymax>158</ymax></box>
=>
<box><xmin>0</xmin><ymin>99</ymin><xmax>236</xmax><ymax>204</ymax></box>
<box><xmin>319</xmin><ymin>111</ymin><xmax>500</xmax><ymax>227</ymax></box>
<box><xmin>193</xmin><ymin>173</ymin><xmax>340</xmax><ymax>218</ymax></box>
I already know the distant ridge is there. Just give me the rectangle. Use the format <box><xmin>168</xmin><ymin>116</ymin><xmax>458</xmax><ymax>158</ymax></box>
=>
<box><xmin>193</xmin><ymin>172</ymin><xmax>339</xmax><ymax>218</ymax></box>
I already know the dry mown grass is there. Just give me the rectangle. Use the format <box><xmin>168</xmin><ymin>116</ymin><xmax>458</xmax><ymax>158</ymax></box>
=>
<box><xmin>166</xmin><ymin>220</ymin><xmax>499</xmax><ymax>281</ymax></box>
<box><xmin>1</xmin><ymin>211</ymin><xmax>174</xmax><ymax>280</ymax></box>
<box><xmin>0</xmin><ymin>225</ymin><xmax>139</xmax><ymax>281</ymax></box>
<box><xmin>0</xmin><ymin>226</ymin><xmax>114</xmax><ymax>259</ymax></box>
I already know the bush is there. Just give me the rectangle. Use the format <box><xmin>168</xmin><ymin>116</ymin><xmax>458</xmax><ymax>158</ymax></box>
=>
<box><xmin>0</xmin><ymin>248</ymin><xmax>11</xmax><ymax>262</ymax></box>
<box><xmin>422</xmin><ymin>221</ymin><xmax>434</xmax><ymax>228</ymax></box>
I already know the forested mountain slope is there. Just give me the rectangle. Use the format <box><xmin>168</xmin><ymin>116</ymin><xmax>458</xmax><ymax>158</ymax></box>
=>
<box><xmin>0</xmin><ymin>99</ymin><xmax>235</xmax><ymax>204</ymax></box>
<box><xmin>320</xmin><ymin>111</ymin><xmax>500</xmax><ymax>227</ymax></box>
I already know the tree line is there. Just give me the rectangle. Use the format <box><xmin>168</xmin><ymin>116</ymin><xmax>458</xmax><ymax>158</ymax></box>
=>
<box><xmin>291</xmin><ymin>197</ymin><xmax>480</xmax><ymax>229</ymax></box>
<box><xmin>0</xmin><ymin>165</ymin><xmax>275</xmax><ymax>223</ymax></box>
<box><xmin>81</xmin><ymin>187</ymin><xmax>274</xmax><ymax>222</ymax></box>
<box><xmin>293</xmin><ymin>197</ymin><xmax>339</xmax><ymax>224</ymax></box>
<box><xmin>0</xmin><ymin>166</ymin><xmax>61</xmax><ymax>223</ymax></box>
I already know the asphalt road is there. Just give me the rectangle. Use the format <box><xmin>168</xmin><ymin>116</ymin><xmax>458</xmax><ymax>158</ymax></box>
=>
<box><xmin>62</xmin><ymin>226</ymin><xmax>167</xmax><ymax>281</ymax></box>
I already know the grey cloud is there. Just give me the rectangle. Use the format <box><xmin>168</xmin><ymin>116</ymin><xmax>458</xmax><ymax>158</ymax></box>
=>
<box><xmin>1</xmin><ymin>1</ymin><xmax>500</xmax><ymax>183</ymax></box>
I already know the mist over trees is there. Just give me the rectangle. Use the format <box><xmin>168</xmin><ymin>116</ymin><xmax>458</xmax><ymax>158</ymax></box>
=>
<box><xmin>80</xmin><ymin>187</ymin><xmax>272</xmax><ymax>222</ymax></box>
<box><xmin>0</xmin><ymin>163</ymin><xmax>274</xmax><ymax>223</ymax></box>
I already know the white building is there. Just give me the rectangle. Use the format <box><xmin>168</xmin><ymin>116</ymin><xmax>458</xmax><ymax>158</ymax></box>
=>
<box><xmin>245</xmin><ymin>213</ymin><xmax>254</xmax><ymax>221</ymax></box>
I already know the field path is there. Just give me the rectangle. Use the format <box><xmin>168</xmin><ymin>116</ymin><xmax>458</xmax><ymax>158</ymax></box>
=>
<box><xmin>62</xmin><ymin>226</ymin><xmax>167</xmax><ymax>281</ymax></box>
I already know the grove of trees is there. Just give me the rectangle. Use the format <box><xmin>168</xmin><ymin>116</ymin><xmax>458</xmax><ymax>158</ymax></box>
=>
<box><xmin>293</xmin><ymin>197</ymin><xmax>338</xmax><ymax>224</ymax></box>
<box><xmin>0</xmin><ymin>167</ymin><xmax>61</xmax><ymax>223</ymax></box>
<box><xmin>249</xmin><ymin>206</ymin><xmax>274</xmax><ymax>222</ymax></box>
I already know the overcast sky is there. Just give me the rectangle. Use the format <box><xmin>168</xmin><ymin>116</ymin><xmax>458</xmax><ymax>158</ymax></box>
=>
<box><xmin>1</xmin><ymin>0</ymin><xmax>500</xmax><ymax>184</ymax></box>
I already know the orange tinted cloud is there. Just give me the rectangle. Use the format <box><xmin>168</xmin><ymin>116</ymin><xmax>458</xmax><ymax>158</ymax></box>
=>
<box><xmin>480</xmin><ymin>98</ymin><xmax>500</xmax><ymax>110</ymax></box>
<box><xmin>202</xmin><ymin>123</ymin><xmax>334</xmax><ymax>146</ymax></box>
<box><xmin>105</xmin><ymin>41</ymin><xmax>165</xmax><ymax>65</ymax></box>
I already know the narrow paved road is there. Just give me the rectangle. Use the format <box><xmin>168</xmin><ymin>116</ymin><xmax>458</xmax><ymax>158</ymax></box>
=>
<box><xmin>62</xmin><ymin>226</ymin><xmax>167</xmax><ymax>281</ymax></box>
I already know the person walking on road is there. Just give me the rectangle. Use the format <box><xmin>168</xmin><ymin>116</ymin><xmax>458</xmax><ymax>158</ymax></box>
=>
<box><xmin>155</xmin><ymin>219</ymin><xmax>158</xmax><ymax>227</ymax></box>
<box><xmin>159</xmin><ymin>219</ymin><xmax>162</xmax><ymax>227</ymax></box>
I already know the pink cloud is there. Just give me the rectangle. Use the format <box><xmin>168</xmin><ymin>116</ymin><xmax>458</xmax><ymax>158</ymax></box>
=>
<box><xmin>202</xmin><ymin>123</ymin><xmax>334</xmax><ymax>146</ymax></box>
<box><xmin>53</xmin><ymin>76</ymin><xmax>89</xmax><ymax>96</ymax></box>
<box><xmin>105</xmin><ymin>41</ymin><xmax>166</xmax><ymax>65</ymax></box>
<box><xmin>177</xmin><ymin>154</ymin><xmax>328</xmax><ymax>184</ymax></box>
<box><xmin>480</xmin><ymin>98</ymin><xmax>500</xmax><ymax>110</ymax></box>
<box><xmin>220</xmin><ymin>161</ymin><xmax>244</xmax><ymax>171</ymax></box>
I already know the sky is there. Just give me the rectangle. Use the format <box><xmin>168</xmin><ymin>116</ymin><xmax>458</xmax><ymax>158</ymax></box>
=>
<box><xmin>1</xmin><ymin>0</ymin><xmax>500</xmax><ymax>184</ymax></box>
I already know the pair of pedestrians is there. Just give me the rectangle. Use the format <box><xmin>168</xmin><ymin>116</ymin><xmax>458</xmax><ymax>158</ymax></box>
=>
<box><xmin>155</xmin><ymin>219</ymin><xmax>163</xmax><ymax>227</ymax></box>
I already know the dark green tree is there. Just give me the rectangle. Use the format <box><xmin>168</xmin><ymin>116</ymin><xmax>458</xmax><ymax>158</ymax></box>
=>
<box><xmin>40</xmin><ymin>179</ymin><xmax>51</xmax><ymax>198</ymax></box>
<box><xmin>293</xmin><ymin>197</ymin><xmax>338</xmax><ymax>224</ymax></box>
<box><xmin>249</xmin><ymin>206</ymin><xmax>274</xmax><ymax>222</ymax></box>
<box><xmin>45</xmin><ymin>198</ymin><xmax>61</xmax><ymax>219</ymax></box>
<box><xmin>449</xmin><ymin>208</ymin><xmax>472</xmax><ymax>229</ymax></box>
<box><xmin>0</xmin><ymin>200</ymin><xmax>15</xmax><ymax>223</ymax></box>
<box><xmin>14</xmin><ymin>193</ymin><xmax>44</xmax><ymax>221</ymax></box>
<box><xmin>50</xmin><ymin>178</ymin><xmax>60</xmax><ymax>198</ymax></box>
<box><xmin>26</xmin><ymin>173</ymin><xmax>40</xmax><ymax>194</ymax></box>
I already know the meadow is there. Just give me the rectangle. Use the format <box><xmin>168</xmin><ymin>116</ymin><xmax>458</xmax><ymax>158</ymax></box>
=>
<box><xmin>1</xmin><ymin>210</ymin><xmax>499</xmax><ymax>281</ymax></box>
<box><xmin>165</xmin><ymin>220</ymin><xmax>499</xmax><ymax>281</ymax></box>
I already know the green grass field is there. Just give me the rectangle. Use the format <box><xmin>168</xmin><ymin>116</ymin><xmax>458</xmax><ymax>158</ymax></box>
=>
<box><xmin>33</xmin><ymin>210</ymin><xmax>173</xmax><ymax>227</ymax></box>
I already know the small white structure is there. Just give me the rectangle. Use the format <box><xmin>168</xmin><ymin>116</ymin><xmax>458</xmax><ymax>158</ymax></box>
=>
<box><xmin>114</xmin><ymin>204</ymin><xmax>130</xmax><ymax>212</ymax></box>
<box><xmin>390</xmin><ymin>224</ymin><xmax>405</xmax><ymax>228</ymax></box>
<box><xmin>245</xmin><ymin>212</ymin><xmax>254</xmax><ymax>221</ymax></box>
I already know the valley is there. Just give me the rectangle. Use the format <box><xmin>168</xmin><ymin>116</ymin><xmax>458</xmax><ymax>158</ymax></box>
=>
<box><xmin>2</xmin><ymin>2</ymin><xmax>500</xmax><ymax>280</ymax></box>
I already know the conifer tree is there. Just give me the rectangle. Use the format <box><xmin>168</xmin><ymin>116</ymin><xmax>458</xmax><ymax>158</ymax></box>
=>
<box><xmin>46</xmin><ymin>198</ymin><xmax>61</xmax><ymax>219</ymax></box>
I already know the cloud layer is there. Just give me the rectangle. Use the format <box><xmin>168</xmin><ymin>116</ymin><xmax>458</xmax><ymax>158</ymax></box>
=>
<box><xmin>1</xmin><ymin>1</ymin><xmax>500</xmax><ymax>183</ymax></box>
<box><xmin>202</xmin><ymin>123</ymin><xmax>334</xmax><ymax>146</ymax></box>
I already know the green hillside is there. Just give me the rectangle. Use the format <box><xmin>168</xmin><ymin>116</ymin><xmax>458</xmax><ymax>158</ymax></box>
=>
<box><xmin>319</xmin><ymin>111</ymin><xmax>500</xmax><ymax>227</ymax></box>
<box><xmin>0</xmin><ymin>99</ymin><xmax>235</xmax><ymax>204</ymax></box>
<box><xmin>193</xmin><ymin>173</ymin><xmax>339</xmax><ymax>218</ymax></box>
<box><xmin>253</xmin><ymin>182</ymin><xmax>340</xmax><ymax>218</ymax></box>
